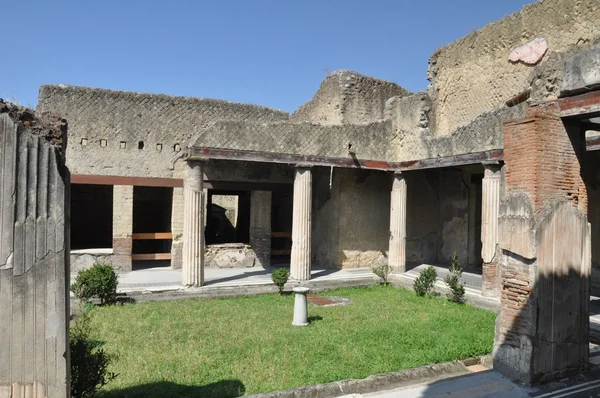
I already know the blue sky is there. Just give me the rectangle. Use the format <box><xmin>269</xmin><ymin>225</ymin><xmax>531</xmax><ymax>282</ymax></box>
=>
<box><xmin>2</xmin><ymin>0</ymin><xmax>532</xmax><ymax>113</ymax></box>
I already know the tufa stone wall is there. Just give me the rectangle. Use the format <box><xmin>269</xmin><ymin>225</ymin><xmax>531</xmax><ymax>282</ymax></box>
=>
<box><xmin>37</xmin><ymin>85</ymin><xmax>289</xmax><ymax>179</ymax></box>
<box><xmin>291</xmin><ymin>70</ymin><xmax>410</xmax><ymax>125</ymax></box>
<box><xmin>428</xmin><ymin>0</ymin><xmax>600</xmax><ymax>135</ymax></box>
<box><xmin>0</xmin><ymin>100</ymin><xmax>69</xmax><ymax>398</ymax></box>
<box><xmin>312</xmin><ymin>168</ymin><xmax>392</xmax><ymax>268</ymax></box>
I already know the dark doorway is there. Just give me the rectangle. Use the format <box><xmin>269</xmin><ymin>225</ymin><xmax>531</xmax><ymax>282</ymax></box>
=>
<box><xmin>205</xmin><ymin>191</ymin><xmax>250</xmax><ymax>244</ymax></box>
<box><xmin>132</xmin><ymin>186</ymin><xmax>173</xmax><ymax>264</ymax></box>
<box><xmin>70</xmin><ymin>184</ymin><xmax>113</xmax><ymax>250</ymax></box>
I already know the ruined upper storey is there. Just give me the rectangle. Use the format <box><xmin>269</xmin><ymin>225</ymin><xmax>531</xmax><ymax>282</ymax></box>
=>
<box><xmin>428</xmin><ymin>0</ymin><xmax>600</xmax><ymax>136</ymax></box>
<box><xmin>290</xmin><ymin>69</ymin><xmax>411</xmax><ymax>125</ymax></box>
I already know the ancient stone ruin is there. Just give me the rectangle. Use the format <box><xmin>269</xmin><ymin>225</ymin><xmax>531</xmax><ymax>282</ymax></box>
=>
<box><xmin>3</xmin><ymin>0</ymin><xmax>600</xmax><ymax>394</ymax></box>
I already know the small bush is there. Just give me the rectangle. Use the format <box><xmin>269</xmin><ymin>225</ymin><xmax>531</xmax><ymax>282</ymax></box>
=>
<box><xmin>70</xmin><ymin>304</ymin><xmax>117</xmax><ymax>398</ymax></box>
<box><xmin>444</xmin><ymin>252</ymin><xmax>466</xmax><ymax>303</ymax></box>
<box><xmin>372</xmin><ymin>264</ymin><xmax>392</xmax><ymax>285</ymax></box>
<box><xmin>71</xmin><ymin>264</ymin><xmax>118</xmax><ymax>305</ymax></box>
<box><xmin>413</xmin><ymin>266</ymin><xmax>437</xmax><ymax>297</ymax></box>
<box><xmin>271</xmin><ymin>268</ymin><xmax>290</xmax><ymax>294</ymax></box>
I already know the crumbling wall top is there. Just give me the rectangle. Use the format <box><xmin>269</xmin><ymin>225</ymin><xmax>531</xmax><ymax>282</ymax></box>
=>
<box><xmin>1</xmin><ymin>98</ymin><xmax>67</xmax><ymax>151</ymax></box>
<box><xmin>291</xmin><ymin>69</ymin><xmax>410</xmax><ymax>125</ymax></box>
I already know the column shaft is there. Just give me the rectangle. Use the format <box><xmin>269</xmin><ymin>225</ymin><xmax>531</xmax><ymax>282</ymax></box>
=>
<box><xmin>182</xmin><ymin>160</ymin><xmax>205</xmax><ymax>287</ymax></box>
<box><xmin>481</xmin><ymin>164</ymin><xmax>501</xmax><ymax>296</ymax></box>
<box><xmin>389</xmin><ymin>172</ymin><xmax>407</xmax><ymax>274</ymax></box>
<box><xmin>290</xmin><ymin>166</ymin><xmax>312</xmax><ymax>281</ymax></box>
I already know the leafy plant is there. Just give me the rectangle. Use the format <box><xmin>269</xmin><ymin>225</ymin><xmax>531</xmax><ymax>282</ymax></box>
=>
<box><xmin>413</xmin><ymin>266</ymin><xmax>437</xmax><ymax>297</ymax></box>
<box><xmin>271</xmin><ymin>268</ymin><xmax>290</xmax><ymax>294</ymax></box>
<box><xmin>70</xmin><ymin>303</ymin><xmax>117</xmax><ymax>398</ymax></box>
<box><xmin>372</xmin><ymin>264</ymin><xmax>392</xmax><ymax>285</ymax></box>
<box><xmin>71</xmin><ymin>264</ymin><xmax>118</xmax><ymax>305</ymax></box>
<box><xmin>444</xmin><ymin>252</ymin><xmax>466</xmax><ymax>303</ymax></box>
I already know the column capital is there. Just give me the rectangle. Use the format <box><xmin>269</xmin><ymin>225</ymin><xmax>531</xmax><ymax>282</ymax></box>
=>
<box><xmin>295</xmin><ymin>163</ymin><xmax>313</xmax><ymax>169</ymax></box>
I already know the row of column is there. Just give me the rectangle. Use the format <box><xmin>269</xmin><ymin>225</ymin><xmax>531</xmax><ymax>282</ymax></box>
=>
<box><xmin>181</xmin><ymin>161</ymin><xmax>502</xmax><ymax>290</ymax></box>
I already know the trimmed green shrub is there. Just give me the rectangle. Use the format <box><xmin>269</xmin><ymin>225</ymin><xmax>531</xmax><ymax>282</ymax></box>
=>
<box><xmin>271</xmin><ymin>268</ymin><xmax>290</xmax><ymax>294</ymax></box>
<box><xmin>413</xmin><ymin>266</ymin><xmax>437</xmax><ymax>297</ymax></box>
<box><xmin>71</xmin><ymin>264</ymin><xmax>118</xmax><ymax>305</ymax></box>
<box><xmin>444</xmin><ymin>252</ymin><xmax>466</xmax><ymax>303</ymax></box>
<box><xmin>372</xmin><ymin>264</ymin><xmax>392</xmax><ymax>285</ymax></box>
<box><xmin>70</xmin><ymin>304</ymin><xmax>117</xmax><ymax>398</ymax></box>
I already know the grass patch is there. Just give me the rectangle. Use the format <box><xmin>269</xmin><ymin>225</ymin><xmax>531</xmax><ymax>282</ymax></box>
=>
<box><xmin>90</xmin><ymin>285</ymin><xmax>496</xmax><ymax>397</ymax></box>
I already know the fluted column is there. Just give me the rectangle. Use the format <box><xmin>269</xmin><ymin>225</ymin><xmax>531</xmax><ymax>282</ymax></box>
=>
<box><xmin>389</xmin><ymin>171</ymin><xmax>407</xmax><ymax>274</ymax></box>
<box><xmin>481</xmin><ymin>163</ymin><xmax>501</xmax><ymax>296</ymax></box>
<box><xmin>290</xmin><ymin>165</ymin><xmax>312</xmax><ymax>281</ymax></box>
<box><xmin>182</xmin><ymin>160</ymin><xmax>205</xmax><ymax>287</ymax></box>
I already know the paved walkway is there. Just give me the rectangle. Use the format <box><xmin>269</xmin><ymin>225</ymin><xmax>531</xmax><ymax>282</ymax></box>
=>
<box><xmin>72</xmin><ymin>263</ymin><xmax>486</xmax><ymax>294</ymax></box>
<box><xmin>346</xmin><ymin>370</ymin><xmax>528</xmax><ymax>398</ymax></box>
<box><xmin>70</xmin><ymin>266</ymin><xmax>381</xmax><ymax>294</ymax></box>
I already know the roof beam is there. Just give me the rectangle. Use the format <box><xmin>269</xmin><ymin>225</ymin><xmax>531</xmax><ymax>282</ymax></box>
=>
<box><xmin>190</xmin><ymin>147</ymin><xmax>504</xmax><ymax>171</ymax></box>
<box><xmin>559</xmin><ymin>90</ymin><xmax>600</xmax><ymax>119</ymax></box>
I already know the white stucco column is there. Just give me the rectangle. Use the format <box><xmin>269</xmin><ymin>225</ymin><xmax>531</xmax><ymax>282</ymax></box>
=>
<box><xmin>481</xmin><ymin>163</ymin><xmax>501</xmax><ymax>297</ymax></box>
<box><xmin>389</xmin><ymin>171</ymin><xmax>407</xmax><ymax>274</ymax></box>
<box><xmin>182</xmin><ymin>160</ymin><xmax>205</xmax><ymax>287</ymax></box>
<box><xmin>290</xmin><ymin>165</ymin><xmax>312</xmax><ymax>281</ymax></box>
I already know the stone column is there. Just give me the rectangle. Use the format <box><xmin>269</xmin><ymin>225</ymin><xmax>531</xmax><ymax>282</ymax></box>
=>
<box><xmin>290</xmin><ymin>165</ymin><xmax>312</xmax><ymax>281</ymax></box>
<box><xmin>389</xmin><ymin>172</ymin><xmax>407</xmax><ymax>274</ymax></box>
<box><xmin>250</xmin><ymin>190</ymin><xmax>272</xmax><ymax>268</ymax></box>
<box><xmin>112</xmin><ymin>185</ymin><xmax>133</xmax><ymax>272</ymax></box>
<box><xmin>481</xmin><ymin>163</ymin><xmax>501</xmax><ymax>297</ymax></box>
<box><xmin>182</xmin><ymin>160</ymin><xmax>205</xmax><ymax>287</ymax></box>
<box><xmin>0</xmin><ymin>110</ymin><xmax>69</xmax><ymax>397</ymax></box>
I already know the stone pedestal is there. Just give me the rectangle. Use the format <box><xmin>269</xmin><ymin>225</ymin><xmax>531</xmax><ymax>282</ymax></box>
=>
<box><xmin>292</xmin><ymin>287</ymin><xmax>311</xmax><ymax>326</ymax></box>
<box><xmin>250</xmin><ymin>190</ymin><xmax>272</xmax><ymax>268</ymax></box>
<box><xmin>182</xmin><ymin>160</ymin><xmax>205</xmax><ymax>287</ymax></box>
<box><xmin>481</xmin><ymin>164</ymin><xmax>501</xmax><ymax>297</ymax></box>
<box><xmin>389</xmin><ymin>172</ymin><xmax>407</xmax><ymax>274</ymax></box>
<box><xmin>291</xmin><ymin>166</ymin><xmax>312</xmax><ymax>281</ymax></box>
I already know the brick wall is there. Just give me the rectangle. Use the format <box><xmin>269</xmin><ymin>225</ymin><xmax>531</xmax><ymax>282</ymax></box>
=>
<box><xmin>496</xmin><ymin>101</ymin><xmax>589</xmax><ymax>383</ymax></box>
<box><xmin>503</xmin><ymin>102</ymin><xmax>587</xmax><ymax>215</ymax></box>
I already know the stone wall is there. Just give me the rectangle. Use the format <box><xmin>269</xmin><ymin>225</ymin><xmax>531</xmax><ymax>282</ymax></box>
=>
<box><xmin>312</xmin><ymin>168</ymin><xmax>392</xmax><ymax>268</ymax></box>
<box><xmin>0</xmin><ymin>101</ymin><xmax>69</xmax><ymax>397</ymax></box>
<box><xmin>37</xmin><ymin>85</ymin><xmax>289</xmax><ymax>179</ymax></box>
<box><xmin>291</xmin><ymin>70</ymin><xmax>410</xmax><ymax>125</ymax></box>
<box><xmin>428</xmin><ymin>0</ymin><xmax>600</xmax><ymax>135</ymax></box>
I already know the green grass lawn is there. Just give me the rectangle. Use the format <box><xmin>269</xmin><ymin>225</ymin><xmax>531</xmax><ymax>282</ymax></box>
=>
<box><xmin>90</xmin><ymin>285</ymin><xmax>496</xmax><ymax>398</ymax></box>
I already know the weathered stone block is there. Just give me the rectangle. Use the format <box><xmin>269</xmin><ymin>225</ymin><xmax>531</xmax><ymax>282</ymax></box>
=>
<box><xmin>205</xmin><ymin>244</ymin><xmax>257</xmax><ymax>268</ymax></box>
<box><xmin>561</xmin><ymin>43</ymin><xmax>600</xmax><ymax>96</ymax></box>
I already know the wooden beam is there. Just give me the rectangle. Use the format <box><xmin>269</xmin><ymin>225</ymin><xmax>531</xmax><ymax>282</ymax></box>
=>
<box><xmin>587</xmin><ymin>136</ymin><xmax>600</xmax><ymax>152</ymax></box>
<box><xmin>206</xmin><ymin>181</ymin><xmax>292</xmax><ymax>191</ymax></box>
<box><xmin>559</xmin><ymin>90</ymin><xmax>600</xmax><ymax>118</ymax></box>
<box><xmin>132</xmin><ymin>232</ymin><xmax>173</xmax><ymax>240</ymax></box>
<box><xmin>131</xmin><ymin>253</ymin><xmax>172</xmax><ymax>261</ymax></box>
<box><xmin>190</xmin><ymin>147</ymin><xmax>503</xmax><ymax>172</ymax></box>
<box><xmin>71</xmin><ymin>174</ymin><xmax>183</xmax><ymax>188</ymax></box>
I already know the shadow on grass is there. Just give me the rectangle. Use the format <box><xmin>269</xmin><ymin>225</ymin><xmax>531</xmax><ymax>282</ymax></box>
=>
<box><xmin>99</xmin><ymin>380</ymin><xmax>245</xmax><ymax>398</ymax></box>
<box><xmin>308</xmin><ymin>315</ymin><xmax>323</xmax><ymax>324</ymax></box>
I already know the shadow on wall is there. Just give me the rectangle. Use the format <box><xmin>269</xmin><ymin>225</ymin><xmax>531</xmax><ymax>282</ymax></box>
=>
<box><xmin>98</xmin><ymin>380</ymin><xmax>245</xmax><ymax>398</ymax></box>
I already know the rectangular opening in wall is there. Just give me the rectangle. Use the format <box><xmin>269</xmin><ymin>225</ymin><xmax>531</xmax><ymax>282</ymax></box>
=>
<box><xmin>132</xmin><ymin>186</ymin><xmax>173</xmax><ymax>268</ymax></box>
<box><xmin>71</xmin><ymin>184</ymin><xmax>113</xmax><ymax>250</ymax></box>
<box><xmin>206</xmin><ymin>191</ymin><xmax>250</xmax><ymax>244</ymax></box>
